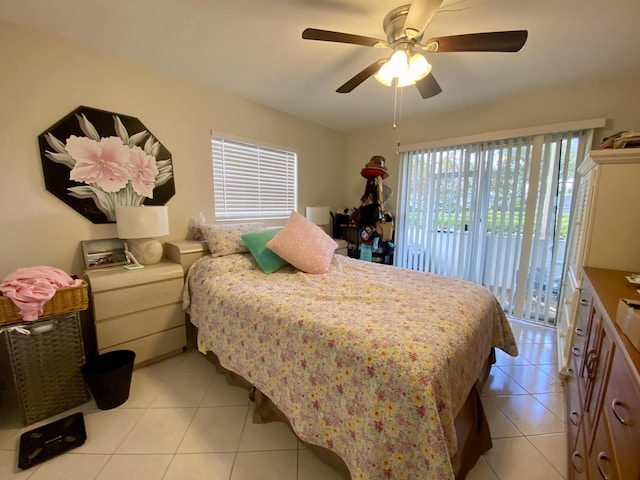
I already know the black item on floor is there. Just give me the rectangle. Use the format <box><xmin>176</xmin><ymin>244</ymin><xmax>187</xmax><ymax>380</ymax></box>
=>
<box><xmin>18</xmin><ymin>412</ymin><xmax>86</xmax><ymax>469</ymax></box>
<box><xmin>81</xmin><ymin>350</ymin><xmax>136</xmax><ymax>410</ymax></box>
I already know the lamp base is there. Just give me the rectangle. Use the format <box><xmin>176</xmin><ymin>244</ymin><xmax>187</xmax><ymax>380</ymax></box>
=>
<box><xmin>127</xmin><ymin>238</ymin><xmax>163</xmax><ymax>265</ymax></box>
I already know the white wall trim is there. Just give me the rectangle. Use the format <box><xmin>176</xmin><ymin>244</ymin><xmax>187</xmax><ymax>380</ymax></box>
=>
<box><xmin>399</xmin><ymin>118</ymin><xmax>607</xmax><ymax>152</ymax></box>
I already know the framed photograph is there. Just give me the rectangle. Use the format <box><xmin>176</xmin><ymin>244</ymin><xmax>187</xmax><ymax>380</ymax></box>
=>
<box><xmin>81</xmin><ymin>238</ymin><xmax>128</xmax><ymax>270</ymax></box>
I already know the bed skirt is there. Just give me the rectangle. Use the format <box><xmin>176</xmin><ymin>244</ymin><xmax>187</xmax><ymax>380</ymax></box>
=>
<box><xmin>201</xmin><ymin>347</ymin><xmax>495</xmax><ymax>480</ymax></box>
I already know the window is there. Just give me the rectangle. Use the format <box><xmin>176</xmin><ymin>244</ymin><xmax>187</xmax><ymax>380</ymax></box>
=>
<box><xmin>212</xmin><ymin>134</ymin><xmax>297</xmax><ymax>221</ymax></box>
<box><xmin>396</xmin><ymin>128</ymin><xmax>596</xmax><ymax>326</ymax></box>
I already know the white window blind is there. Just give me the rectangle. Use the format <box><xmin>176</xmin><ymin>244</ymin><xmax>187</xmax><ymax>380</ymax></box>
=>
<box><xmin>397</xmin><ymin>129</ymin><xmax>593</xmax><ymax>326</ymax></box>
<box><xmin>212</xmin><ymin>136</ymin><xmax>297</xmax><ymax>221</ymax></box>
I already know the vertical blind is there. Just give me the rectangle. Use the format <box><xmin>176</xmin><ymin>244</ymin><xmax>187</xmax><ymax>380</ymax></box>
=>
<box><xmin>396</xmin><ymin>130</ymin><xmax>592</xmax><ymax>325</ymax></box>
<box><xmin>212</xmin><ymin>136</ymin><xmax>297</xmax><ymax>221</ymax></box>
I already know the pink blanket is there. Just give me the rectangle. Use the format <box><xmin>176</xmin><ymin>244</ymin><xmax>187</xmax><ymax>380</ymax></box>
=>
<box><xmin>0</xmin><ymin>266</ymin><xmax>82</xmax><ymax>321</ymax></box>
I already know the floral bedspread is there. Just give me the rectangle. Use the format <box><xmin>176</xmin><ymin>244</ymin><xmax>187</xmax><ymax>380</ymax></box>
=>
<box><xmin>185</xmin><ymin>253</ymin><xmax>518</xmax><ymax>479</ymax></box>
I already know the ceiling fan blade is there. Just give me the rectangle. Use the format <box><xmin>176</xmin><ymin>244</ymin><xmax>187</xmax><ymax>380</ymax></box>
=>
<box><xmin>336</xmin><ymin>59</ymin><xmax>386</xmax><ymax>93</ymax></box>
<box><xmin>415</xmin><ymin>73</ymin><xmax>442</xmax><ymax>99</ymax></box>
<box><xmin>302</xmin><ymin>28</ymin><xmax>386</xmax><ymax>47</ymax></box>
<box><xmin>424</xmin><ymin>30</ymin><xmax>528</xmax><ymax>53</ymax></box>
<box><xmin>403</xmin><ymin>0</ymin><xmax>444</xmax><ymax>39</ymax></box>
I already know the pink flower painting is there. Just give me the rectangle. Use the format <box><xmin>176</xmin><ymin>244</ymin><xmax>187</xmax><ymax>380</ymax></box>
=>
<box><xmin>128</xmin><ymin>145</ymin><xmax>159</xmax><ymax>198</ymax></box>
<box><xmin>66</xmin><ymin>136</ymin><xmax>132</xmax><ymax>193</ymax></box>
<box><xmin>41</xmin><ymin>107</ymin><xmax>173</xmax><ymax>222</ymax></box>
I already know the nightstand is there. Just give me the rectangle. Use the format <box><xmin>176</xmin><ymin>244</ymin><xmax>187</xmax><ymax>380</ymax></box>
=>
<box><xmin>164</xmin><ymin>240</ymin><xmax>210</xmax><ymax>349</ymax></box>
<box><xmin>334</xmin><ymin>239</ymin><xmax>348</xmax><ymax>256</ymax></box>
<box><xmin>83</xmin><ymin>260</ymin><xmax>186</xmax><ymax>367</ymax></box>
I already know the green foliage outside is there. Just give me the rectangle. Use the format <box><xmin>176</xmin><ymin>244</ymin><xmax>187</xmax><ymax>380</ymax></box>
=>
<box><xmin>406</xmin><ymin>210</ymin><xmax>570</xmax><ymax>239</ymax></box>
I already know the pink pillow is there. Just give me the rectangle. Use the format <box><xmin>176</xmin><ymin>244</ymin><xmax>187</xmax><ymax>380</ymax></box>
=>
<box><xmin>266</xmin><ymin>211</ymin><xmax>338</xmax><ymax>274</ymax></box>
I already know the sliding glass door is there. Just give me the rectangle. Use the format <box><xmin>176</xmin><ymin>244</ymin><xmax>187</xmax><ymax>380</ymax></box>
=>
<box><xmin>396</xmin><ymin>131</ymin><xmax>589</xmax><ymax>325</ymax></box>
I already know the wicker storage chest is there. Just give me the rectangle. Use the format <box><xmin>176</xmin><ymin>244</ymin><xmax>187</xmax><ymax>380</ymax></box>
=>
<box><xmin>0</xmin><ymin>313</ymin><xmax>89</xmax><ymax>425</ymax></box>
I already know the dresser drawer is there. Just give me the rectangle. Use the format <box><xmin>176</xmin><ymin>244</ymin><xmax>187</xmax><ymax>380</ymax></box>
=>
<box><xmin>570</xmin><ymin>423</ymin><xmax>588</xmax><ymax>480</ymax></box>
<box><xmin>602</xmin><ymin>348</ymin><xmax>640</xmax><ymax>479</ymax></box>
<box><xmin>566</xmin><ymin>355</ymin><xmax>583</xmax><ymax>446</ymax></box>
<box><xmin>569</xmin><ymin>289</ymin><xmax>592</xmax><ymax>375</ymax></box>
<box><xmin>571</xmin><ymin>293</ymin><xmax>590</xmax><ymax>355</ymax></box>
<box><xmin>100</xmin><ymin>325</ymin><xmax>186</xmax><ymax>366</ymax></box>
<box><xmin>96</xmin><ymin>303</ymin><xmax>184</xmax><ymax>350</ymax></box>
<box><xmin>589</xmin><ymin>410</ymin><xmax>619</xmax><ymax>480</ymax></box>
<box><xmin>92</xmin><ymin>277</ymin><xmax>183</xmax><ymax>320</ymax></box>
<box><xmin>582</xmin><ymin>314</ymin><xmax>615</xmax><ymax>454</ymax></box>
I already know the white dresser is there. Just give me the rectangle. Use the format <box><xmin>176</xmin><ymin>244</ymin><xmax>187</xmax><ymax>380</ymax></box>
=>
<box><xmin>556</xmin><ymin>148</ymin><xmax>640</xmax><ymax>376</ymax></box>
<box><xmin>84</xmin><ymin>260</ymin><xmax>186</xmax><ymax>367</ymax></box>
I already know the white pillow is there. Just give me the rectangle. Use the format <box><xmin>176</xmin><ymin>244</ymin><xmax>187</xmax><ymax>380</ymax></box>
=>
<box><xmin>200</xmin><ymin>223</ymin><xmax>265</xmax><ymax>257</ymax></box>
<box><xmin>266</xmin><ymin>211</ymin><xmax>338</xmax><ymax>274</ymax></box>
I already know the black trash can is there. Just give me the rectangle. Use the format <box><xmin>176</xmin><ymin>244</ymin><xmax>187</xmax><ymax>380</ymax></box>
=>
<box><xmin>81</xmin><ymin>350</ymin><xmax>136</xmax><ymax>410</ymax></box>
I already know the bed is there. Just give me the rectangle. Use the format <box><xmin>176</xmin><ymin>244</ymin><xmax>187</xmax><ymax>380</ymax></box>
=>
<box><xmin>180</xmin><ymin>219</ymin><xmax>518</xmax><ymax>480</ymax></box>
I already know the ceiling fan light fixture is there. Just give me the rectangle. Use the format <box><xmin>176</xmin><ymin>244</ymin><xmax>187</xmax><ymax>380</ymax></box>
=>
<box><xmin>375</xmin><ymin>50</ymin><xmax>407</xmax><ymax>86</ymax></box>
<box><xmin>408</xmin><ymin>52</ymin><xmax>431</xmax><ymax>82</ymax></box>
<box><xmin>374</xmin><ymin>62</ymin><xmax>395</xmax><ymax>86</ymax></box>
<box><xmin>302</xmin><ymin>5</ymin><xmax>529</xmax><ymax>98</ymax></box>
<box><xmin>396</xmin><ymin>72</ymin><xmax>416</xmax><ymax>88</ymax></box>
<box><xmin>389</xmin><ymin>50</ymin><xmax>409</xmax><ymax>70</ymax></box>
<box><xmin>375</xmin><ymin>50</ymin><xmax>431</xmax><ymax>88</ymax></box>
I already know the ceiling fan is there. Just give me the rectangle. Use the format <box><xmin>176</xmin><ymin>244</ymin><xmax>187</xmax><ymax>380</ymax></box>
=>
<box><xmin>302</xmin><ymin>0</ymin><xmax>528</xmax><ymax>99</ymax></box>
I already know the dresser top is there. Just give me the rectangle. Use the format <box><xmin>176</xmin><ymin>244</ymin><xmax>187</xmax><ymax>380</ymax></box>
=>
<box><xmin>583</xmin><ymin>266</ymin><xmax>640</xmax><ymax>376</ymax></box>
<box><xmin>83</xmin><ymin>259</ymin><xmax>183</xmax><ymax>292</ymax></box>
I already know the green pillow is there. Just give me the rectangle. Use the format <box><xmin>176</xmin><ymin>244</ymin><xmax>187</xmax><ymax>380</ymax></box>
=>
<box><xmin>241</xmin><ymin>228</ymin><xmax>289</xmax><ymax>274</ymax></box>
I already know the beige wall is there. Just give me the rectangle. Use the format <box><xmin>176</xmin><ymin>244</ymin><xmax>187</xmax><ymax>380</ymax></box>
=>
<box><xmin>2</xmin><ymin>18</ymin><xmax>640</xmax><ymax>278</ymax></box>
<box><xmin>345</xmin><ymin>75</ymin><xmax>640</xmax><ymax>213</ymax></box>
<box><xmin>0</xmin><ymin>20</ymin><xmax>346</xmax><ymax>276</ymax></box>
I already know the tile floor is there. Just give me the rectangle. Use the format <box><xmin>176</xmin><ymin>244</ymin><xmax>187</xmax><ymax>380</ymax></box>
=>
<box><xmin>0</xmin><ymin>318</ymin><xmax>566</xmax><ymax>480</ymax></box>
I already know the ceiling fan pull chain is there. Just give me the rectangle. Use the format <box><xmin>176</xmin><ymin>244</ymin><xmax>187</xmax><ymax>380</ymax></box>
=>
<box><xmin>393</xmin><ymin>82</ymin><xmax>405</xmax><ymax>130</ymax></box>
<box><xmin>393</xmin><ymin>82</ymin><xmax>399</xmax><ymax>129</ymax></box>
<box><xmin>399</xmin><ymin>86</ymin><xmax>404</xmax><ymax>126</ymax></box>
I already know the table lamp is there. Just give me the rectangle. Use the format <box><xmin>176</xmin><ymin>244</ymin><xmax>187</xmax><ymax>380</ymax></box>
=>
<box><xmin>116</xmin><ymin>206</ymin><xmax>169</xmax><ymax>267</ymax></box>
<box><xmin>306</xmin><ymin>206</ymin><xmax>331</xmax><ymax>234</ymax></box>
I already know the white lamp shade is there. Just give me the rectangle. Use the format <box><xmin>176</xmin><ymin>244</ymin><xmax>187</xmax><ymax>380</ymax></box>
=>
<box><xmin>306</xmin><ymin>206</ymin><xmax>331</xmax><ymax>225</ymax></box>
<box><xmin>408</xmin><ymin>53</ymin><xmax>431</xmax><ymax>82</ymax></box>
<box><xmin>116</xmin><ymin>206</ymin><xmax>169</xmax><ymax>239</ymax></box>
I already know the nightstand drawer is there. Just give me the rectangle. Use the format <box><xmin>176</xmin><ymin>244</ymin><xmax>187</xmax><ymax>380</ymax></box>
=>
<box><xmin>84</xmin><ymin>259</ymin><xmax>186</xmax><ymax>367</ymax></box>
<box><xmin>96</xmin><ymin>303</ymin><xmax>184</xmax><ymax>350</ymax></box>
<box><xmin>92</xmin><ymin>277</ymin><xmax>183</xmax><ymax>320</ymax></box>
<box><xmin>100</xmin><ymin>325</ymin><xmax>186</xmax><ymax>366</ymax></box>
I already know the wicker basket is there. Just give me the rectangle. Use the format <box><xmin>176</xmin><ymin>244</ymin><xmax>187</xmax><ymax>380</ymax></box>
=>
<box><xmin>0</xmin><ymin>281</ymin><xmax>88</xmax><ymax>326</ymax></box>
<box><xmin>1</xmin><ymin>312</ymin><xmax>90</xmax><ymax>425</ymax></box>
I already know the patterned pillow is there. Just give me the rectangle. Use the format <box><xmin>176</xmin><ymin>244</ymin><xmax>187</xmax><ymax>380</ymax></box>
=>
<box><xmin>241</xmin><ymin>228</ymin><xmax>289</xmax><ymax>274</ymax></box>
<box><xmin>266</xmin><ymin>211</ymin><xmax>338</xmax><ymax>274</ymax></box>
<box><xmin>200</xmin><ymin>223</ymin><xmax>265</xmax><ymax>257</ymax></box>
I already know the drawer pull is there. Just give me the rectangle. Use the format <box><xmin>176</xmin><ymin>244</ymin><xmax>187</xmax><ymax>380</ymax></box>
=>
<box><xmin>596</xmin><ymin>452</ymin><xmax>611</xmax><ymax>480</ymax></box>
<box><xmin>569</xmin><ymin>410</ymin><xmax>581</xmax><ymax>426</ymax></box>
<box><xmin>572</xmin><ymin>346</ymin><xmax>582</xmax><ymax>357</ymax></box>
<box><xmin>579</xmin><ymin>298</ymin><xmax>589</xmax><ymax>306</ymax></box>
<box><xmin>585</xmin><ymin>350</ymin><xmax>598</xmax><ymax>379</ymax></box>
<box><xmin>611</xmin><ymin>398</ymin><xmax>631</xmax><ymax>426</ymax></box>
<box><xmin>571</xmin><ymin>450</ymin><xmax>585</xmax><ymax>473</ymax></box>
<box><xmin>574</xmin><ymin>327</ymin><xmax>584</xmax><ymax>337</ymax></box>
<box><xmin>566</xmin><ymin>367</ymin><xmax>574</xmax><ymax>379</ymax></box>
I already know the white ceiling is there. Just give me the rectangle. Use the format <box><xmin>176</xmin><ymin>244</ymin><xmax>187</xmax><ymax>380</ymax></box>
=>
<box><xmin>2</xmin><ymin>0</ymin><xmax>640</xmax><ymax>132</ymax></box>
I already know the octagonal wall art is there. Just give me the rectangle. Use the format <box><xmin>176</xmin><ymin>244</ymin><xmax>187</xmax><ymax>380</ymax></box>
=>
<box><xmin>38</xmin><ymin>106</ymin><xmax>175</xmax><ymax>224</ymax></box>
